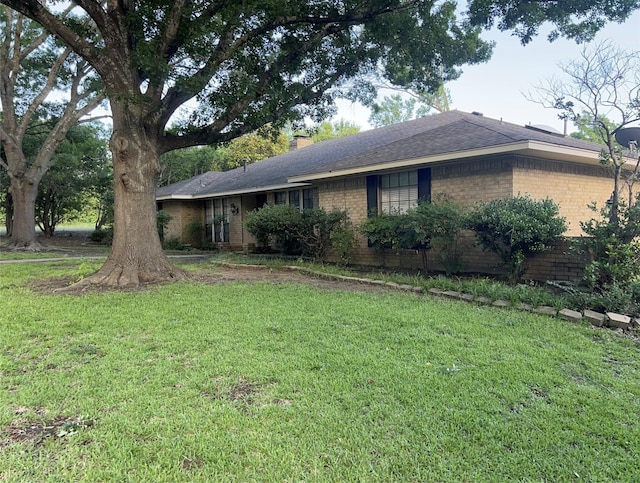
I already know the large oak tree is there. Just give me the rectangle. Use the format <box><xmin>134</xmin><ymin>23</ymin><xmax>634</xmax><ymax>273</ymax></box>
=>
<box><xmin>2</xmin><ymin>1</ymin><xmax>636</xmax><ymax>287</ymax></box>
<box><xmin>0</xmin><ymin>0</ymin><xmax>493</xmax><ymax>287</ymax></box>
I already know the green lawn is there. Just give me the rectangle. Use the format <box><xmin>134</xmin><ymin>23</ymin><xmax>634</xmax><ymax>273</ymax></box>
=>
<box><xmin>1</xmin><ymin>260</ymin><xmax>638</xmax><ymax>481</ymax></box>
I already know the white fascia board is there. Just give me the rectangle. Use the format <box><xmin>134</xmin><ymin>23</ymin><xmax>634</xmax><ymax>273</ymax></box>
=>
<box><xmin>287</xmin><ymin>141</ymin><xmax>603</xmax><ymax>182</ymax></box>
<box><xmin>156</xmin><ymin>194</ymin><xmax>196</xmax><ymax>201</ymax></box>
<box><xmin>190</xmin><ymin>182</ymin><xmax>310</xmax><ymax>200</ymax></box>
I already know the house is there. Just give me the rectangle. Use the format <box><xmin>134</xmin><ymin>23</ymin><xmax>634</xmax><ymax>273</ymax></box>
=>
<box><xmin>156</xmin><ymin>110</ymin><xmax>627</xmax><ymax>280</ymax></box>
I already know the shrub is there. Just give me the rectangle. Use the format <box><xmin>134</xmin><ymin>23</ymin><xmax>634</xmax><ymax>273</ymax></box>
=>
<box><xmin>245</xmin><ymin>204</ymin><xmax>301</xmax><ymax>253</ymax></box>
<box><xmin>330</xmin><ymin>221</ymin><xmax>358</xmax><ymax>266</ymax></box>
<box><xmin>89</xmin><ymin>227</ymin><xmax>112</xmax><ymax>244</ymax></box>
<box><xmin>467</xmin><ymin>195</ymin><xmax>566</xmax><ymax>284</ymax></box>
<box><xmin>162</xmin><ymin>238</ymin><xmax>184</xmax><ymax>250</ymax></box>
<box><xmin>245</xmin><ymin>204</ymin><xmax>349</xmax><ymax>261</ymax></box>
<box><xmin>359</xmin><ymin>198</ymin><xmax>467</xmax><ymax>273</ymax></box>
<box><xmin>156</xmin><ymin>210</ymin><xmax>172</xmax><ymax>243</ymax></box>
<box><xmin>186</xmin><ymin>220</ymin><xmax>213</xmax><ymax>249</ymax></box>
<box><xmin>358</xmin><ymin>210</ymin><xmax>413</xmax><ymax>249</ymax></box>
<box><xmin>407</xmin><ymin>196</ymin><xmax>467</xmax><ymax>274</ymax></box>
<box><xmin>576</xmin><ymin>198</ymin><xmax>640</xmax><ymax>288</ymax></box>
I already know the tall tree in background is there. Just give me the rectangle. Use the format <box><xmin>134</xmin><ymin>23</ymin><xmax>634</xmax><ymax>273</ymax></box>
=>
<box><xmin>570</xmin><ymin>113</ymin><xmax>619</xmax><ymax>145</ymax></box>
<box><xmin>221</xmin><ymin>129</ymin><xmax>289</xmax><ymax>168</ymax></box>
<box><xmin>0</xmin><ymin>6</ymin><xmax>104</xmax><ymax>250</ymax></box>
<box><xmin>1</xmin><ymin>0</ymin><xmax>492</xmax><ymax>287</ymax></box>
<box><xmin>158</xmin><ymin>146</ymin><xmax>219</xmax><ymax>188</ymax></box>
<box><xmin>310</xmin><ymin>120</ymin><xmax>360</xmax><ymax>142</ymax></box>
<box><xmin>533</xmin><ymin>41</ymin><xmax>640</xmax><ymax>223</ymax></box>
<box><xmin>369</xmin><ymin>94</ymin><xmax>432</xmax><ymax>128</ymax></box>
<box><xmin>36</xmin><ymin>123</ymin><xmax>111</xmax><ymax>236</ymax></box>
<box><xmin>159</xmin><ymin>129</ymin><xmax>289</xmax><ymax>186</ymax></box>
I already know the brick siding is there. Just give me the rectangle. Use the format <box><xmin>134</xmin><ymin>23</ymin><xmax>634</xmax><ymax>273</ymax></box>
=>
<box><xmin>168</xmin><ymin>154</ymin><xmax>622</xmax><ymax>281</ymax></box>
<box><xmin>161</xmin><ymin>200</ymin><xmax>203</xmax><ymax>244</ymax></box>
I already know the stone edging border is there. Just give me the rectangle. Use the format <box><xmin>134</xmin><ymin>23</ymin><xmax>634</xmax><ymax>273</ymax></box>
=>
<box><xmin>214</xmin><ymin>262</ymin><xmax>639</xmax><ymax>332</ymax></box>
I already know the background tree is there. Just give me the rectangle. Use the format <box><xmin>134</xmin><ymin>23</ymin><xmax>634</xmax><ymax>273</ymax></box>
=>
<box><xmin>570</xmin><ymin>113</ymin><xmax>619</xmax><ymax>144</ymax></box>
<box><xmin>369</xmin><ymin>94</ymin><xmax>432</xmax><ymax>128</ymax></box>
<box><xmin>2</xmin><ymin>0</ymin><xmax>493</xmax><ymax>287</ymax></box>
<box><xmin>309</xmin><ymin>120</ymin><xmax>360</xmax><ymax>142</ymax></box>
<box><xmin>35</xmin><ymin>122</ymin><xmax>110</xmax><ymax>236</ymax></box>
<box><xmin>158</xmin><ymin>146</ymin><xmax>220</xmax><ymax>187</ymax></box>
<box><xmin>220</xmin><ymin>129</ymin><xmax>289</xmax><ymax>168</ymax></box>
<box><xmin>159</xmin><ymin>129</ymin><xmax>290</xmax><ymax>186</ymax></box>
<box><xmin>532</xmin><ymin>41</ymin><xmax>640</xmax><ymax>223</ymax></box>
<box><xmin>0</xmin><ymin>6</ymin><xmax>105</xmax><ymax>250</ymax></box>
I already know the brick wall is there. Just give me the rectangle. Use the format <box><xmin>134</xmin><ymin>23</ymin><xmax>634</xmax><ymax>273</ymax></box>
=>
<box><xmin>432</xmin><ymin>157</ymin><xmax>513</xmax><ymax>204</ymax></box>
<box><xmin>315</xmin><ymin>155</ymin><xmax>604</xmax><ymax>281</ymax></box>
<box><xmin>160</xmin><ymin>200</ymin><xmax>203</xmax><ymax>243</ymax></box>
<box><xmin>512</xmin><ymin>157</ymin><xmax>613</xmax><ymax>236</ymax></box>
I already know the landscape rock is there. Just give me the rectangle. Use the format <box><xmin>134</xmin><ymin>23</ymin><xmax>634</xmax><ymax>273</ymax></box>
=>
<box><xmin>558</xmin><ymin>308</ymin><xmax>582</xmax><ymax>323</ymax></box>
<box><xmin>606</xmin><ymin>312</ymin><xmax>632</xmax><ymax>330</ymax></box>
<box><xmin>583</xmin><ymin>310</ymin><xmax>607</xmax><ymax>327</ymax></box>
<box><xmin>534</xmin><ymin>306</ymin><xmax>557</xmax><ymax>316</ymax></box>
<box><xmin>492</xmin><ymin>300</ymin><xmax>511</xmax><ymax>308</ymax></box>
<box><xmin>474</xmin><ymin>296</ymin><xmax>492</xmax><ymax>305</ymax></box>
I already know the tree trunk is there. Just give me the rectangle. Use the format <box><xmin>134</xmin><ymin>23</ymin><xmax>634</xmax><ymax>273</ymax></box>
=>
<box><xmin>5</xmin><ymin>175</ymin><xmax>43</xmax><ymax>250</ymax></box>
<box><xmin>4</xmin><ymin>192</ymin><xmax>13</xmax><ymax>237</ymax></box>
<box><xmin>75</xmin><ymin>108</ymin><xmax>186</xmax><ymax>288</ymax></box>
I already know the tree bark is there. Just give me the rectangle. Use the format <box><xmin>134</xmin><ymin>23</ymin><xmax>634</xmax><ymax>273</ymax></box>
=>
<box><xmin>5</xmin><ymin>175</ymin><xmax>43</xmax><ymax>250</ymax></box>
<box><xmin>74</xmin><ymin>105</ymin><xmax>187</xmax><ymax>288</ymax></box>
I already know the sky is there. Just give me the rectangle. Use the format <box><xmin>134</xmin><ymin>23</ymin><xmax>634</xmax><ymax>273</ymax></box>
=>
<box><xmin>332</xmin><ymin>9</ymin><xmax>640</xmax><ymax>133</ymax></box>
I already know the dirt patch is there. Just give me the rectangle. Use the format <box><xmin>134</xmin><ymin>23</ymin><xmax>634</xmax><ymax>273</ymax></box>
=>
<box><xmin>1</xmin><ymin>408</ymin><xmax>93</xmax><ymax>448</ymax></box>
<box><xmin>5</xmin><ymin>232</ymin><xmax>416</xmax><ymax>296</ymax></box>
<box><xmin>25</xmin><ymin>261</ymin><xmax>402</xmax><ymax>296</ymax></box>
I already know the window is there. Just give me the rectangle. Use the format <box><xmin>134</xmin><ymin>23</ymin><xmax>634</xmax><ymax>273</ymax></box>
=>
<box><xmin>274</xmin><ymin>188</ymin><xmax>318</xmax><ymax>210</ymax></box>
<box><xmin>274</xmin><ymin>191</ymin><xmax>287</xmax><ymax>205</ymax></box>
<box><xmin>379</xmin><ymin>171</ymin><xmax>418</xmax><ymax>214</ymax></box>
<box><xmin>303</xmin><ymin>188</ymin><xmax>319</xmax><ymax>209</ymax></box>
<box><xmin>213</xmin><ymin>199</ymin><xmax>230</xmax><ymax>242</ymax></box>
<box><xmin>289</xmin><ymin>190</ymin><xmax>300</xmax><ymax>210</ymax></box>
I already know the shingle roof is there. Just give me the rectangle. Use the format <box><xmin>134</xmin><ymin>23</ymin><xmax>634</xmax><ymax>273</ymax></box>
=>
<box><xmin>156</xmin><ymin>171</ymin><xmax>222</xmax><ymax>198</ymax></box>
<box><xmin>157</xmin><ymin>110</ymin><xmax>605</xmax><ymax>199</ymax></box>
<box><xmin>307</xmin><ymin>112</ymin><xmax>603</xmax><ymax>175</ymax></box>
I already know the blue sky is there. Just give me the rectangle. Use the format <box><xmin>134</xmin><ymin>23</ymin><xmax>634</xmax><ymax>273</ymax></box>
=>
<box><xmin>334</xmin><ymin>10</ymin><xmax>640</xmax><ymax>133</ymax></box>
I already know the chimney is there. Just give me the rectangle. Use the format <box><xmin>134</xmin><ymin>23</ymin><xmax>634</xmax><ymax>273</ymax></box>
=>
<box><xmin>289</xmin><ymin>135</ymin><xmax>313</xmax><ymax>151</ymax></box>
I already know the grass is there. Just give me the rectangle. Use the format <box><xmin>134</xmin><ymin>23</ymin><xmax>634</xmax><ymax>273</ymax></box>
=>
<box><xmin>1</xmin><ymin>260</ymin><xmax>639</xmax><ymax>481</ymax></box>
<box><xmin>214</xmin><ymin>253</ymin><xmax>568</xmax><ymax>309</ymax></box>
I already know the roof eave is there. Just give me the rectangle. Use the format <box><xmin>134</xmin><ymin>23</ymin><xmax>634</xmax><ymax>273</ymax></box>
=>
<box><xmin>288</xmin><ymin>141</ymin><xmax>604</xmax><ymax>182</ymax></box>
<box><xmin>189</xmin><ymin>182</ymin><xmax>311</xmax><ymax>200</ymax></box>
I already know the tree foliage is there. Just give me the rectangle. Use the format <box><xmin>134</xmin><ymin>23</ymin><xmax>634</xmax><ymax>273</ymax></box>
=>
<box><xmin>570</xmin><ymin>113</ymin><xmax>619</xmax><ymax>145</ymax></box>
<box><xmin>221</xmin><ymin>129</ymin><xmax>289</xmax><ymax>167</ymax></box>
<box><xmin>0</xmin><ymin>0</ymin><xmax>494</xmax><ymax>285</ymax></box>
<box><xmin>35</xmin><ymin>123</ymin><xmax>111</xmax><ymax>236</ymax></box>
<box><xmin>159</xmin><ymin>129</ymin><xmax>289</xmax><ymax>186</ymax></box>
<box><xmin>467</xmin><ymin>0</ymin><xmax>640</xmax><ymax>44</ymax></box>
<box><xmin>0</xmin><ymin>5</ymin><xmax>104</xmax><ymax>248</ymax></box>
<box><xmin>467</xmin><ymin>195</ymin><xmax>567</xmax><ymax>284</ymax></box>
<box><xmin>369</xmin><ymin>94</ymin><xmax>432</xmax><ymax>128</ymax></box>
<box><xmin>309</xmin><ymin>120</ymin><xmax>360</xmax><ymax>142</ymax></box>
